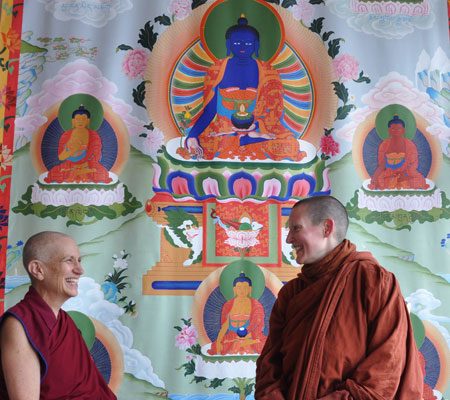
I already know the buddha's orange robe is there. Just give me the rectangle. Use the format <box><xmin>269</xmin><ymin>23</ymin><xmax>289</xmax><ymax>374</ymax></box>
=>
<box><xmin>255</xmin><ymin>240</ymin><xmax>423</xmax><ymax>399</ymax></box>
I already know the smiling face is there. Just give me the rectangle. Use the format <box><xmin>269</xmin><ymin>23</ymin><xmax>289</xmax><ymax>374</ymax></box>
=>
<box><xmin>286</xmin><ymin>205</ymin><xmax>334</xmax><ymax>265</ymax></box>
<box><xmin>37</xmin><ymin>236</ymin><xmax>84</xmax><ymax>308</ymax></box>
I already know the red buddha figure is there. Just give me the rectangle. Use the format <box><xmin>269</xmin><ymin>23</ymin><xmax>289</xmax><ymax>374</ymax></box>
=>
<box><xmin>369</xmin><ymin>115</ymin><xmax>428</xmax><ymax>190</ymax></box>
<box><xmin>45</xmin><ymin>105</ymin><xmax>112</xmax><ymax>184</ymax></box>
<box><xmin>208</xmin><ymin>272</ymin><xmax>266</xmax><ymax>355</ymax></box>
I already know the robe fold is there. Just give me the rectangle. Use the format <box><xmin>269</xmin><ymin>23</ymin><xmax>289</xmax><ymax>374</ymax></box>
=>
<box><xmin>255</xmin><ymin>240</ymin><xmax>423</xmax><ymax>400</ymax></box>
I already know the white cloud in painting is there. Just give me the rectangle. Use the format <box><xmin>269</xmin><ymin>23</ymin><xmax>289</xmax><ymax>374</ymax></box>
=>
<box><xmin>15</xmin><ymin>59</ymin><xmax>146</xmax><ymax>149</ymax></box>
<box><xmin>37</xmin><ymin>0</ymin><xmax>132</xmax><ymax>28</ymax></box>
<box><xmin>334</xmin><ymin>72</ymin><xmax>449</xmax><ymax>153</ymax></box>
<box><xmin>325</xmin><ymin>0</ymin><xmax>435</xmax><ymax>40</ymax></box>
<box><xmin>405</xmin><ymin>288</ymin><xmax>450</xmax><ymax>348</ymax></box>
<box><xmin>63</xmin><ymin>277</ymin><xmax>166</xmax><ymax>388</ymax></box>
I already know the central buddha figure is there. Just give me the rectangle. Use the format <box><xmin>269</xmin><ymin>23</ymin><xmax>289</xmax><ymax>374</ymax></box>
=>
<box><xmin>208</xmin><ymin>272</ymin><xmax>266</xmax><ymax>355</ymax></box>
<box><xmin>184</xmin><ymin>15</ymin><xmax>306</xmax><ymax>162</ymax></box>
<box><xmin>45</xmin><ymin>105</ymin><xmax>112</xmax><ymax>184</ymax></box>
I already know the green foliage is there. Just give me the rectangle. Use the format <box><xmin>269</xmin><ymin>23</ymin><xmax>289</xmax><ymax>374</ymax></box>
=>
<box><xmin>281</xmin><ymin>0</ymin><xmax>297</xmax><ymax>7</ymax></box>
<box><xmin>12</xmin><ymin>184</ymin><xmax>142</xmax><ymax>226</ymax></box>
<box><xmin>310</xmin><ymin>0</ymin><xmax>325</xmax><ymax>3</ymax></box>
<box><xmin>186</xmin><ymin>343</ymin><xmax>202</xmax><ymax>355</ymax></box>
<box><xmin>346</xmin><ymin>190</ymin><xmax>450</xmax><ymax>230</ymax></box>
<box><xmin>192</xmin><ymin>0</ymin><xmax>208</xmax><ymax>9</ymax></box>
<box><xmin>132</xmin><ymin>81</ymin><xmax>149</xmax><ymax>109</ymax></box>
<box><xmin>328</xmin><ymin>38</ymin><xmax>343</xmax><ymax>59</ymax></box>
<box><xmin>354</xmin><ymin>70</ymin><xmax>371</xmax><ymax>84</ymax></box>
<box><xmin>310</xmin><ymin>17</ymin><xmax>324</xmax><ymax>35</ymax></box>
<box><xmin>208</xmin><ymin>378</ymin><xmax>225</xmax><ymax>389</ymax></box>
<box><xmin>154</xmin><ymin>15</ymin><xmax>171</xmax><ymax>26</ymax></box>
<box><xmin>116</xmin><ymin>44</ymin><xmax>133</xmax><ymax>51</ymax></box>
<box><xmin>138</xmin><ymin>21</ymin><xmax>158</xmax><ymax>51</ymax></box>
<box><xmin>336</xmin><ymin>104</ymin><xmax>356</xmax><ymax>120</ymax></box>
<box><xmin>333</xmin><ymin>82</ymin><xmax>349</xmax><ymax>103</ymax></box>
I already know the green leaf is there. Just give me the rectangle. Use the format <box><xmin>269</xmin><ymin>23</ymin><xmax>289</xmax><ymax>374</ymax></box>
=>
<box><xmin>174</xmin><ymin>325</ymin><xmax>182</xmax><ymax>331</ymax></box>
<box><xmin>328</xmin><ymin>38</ymin><xmax>343</xmax><ymax>59</ymax></box>
<box><xmin>192</xmin><ymin>376</ymin><xmax>207</xmax><ymax>383</ymax></box>
<box><xmin>264</xmin><ymin>0</ymin><xmax>280</xmax><ymax>4</ymax></box>
<box><xmin>144</xmin><ymin>123</ymin><xmax>154</xmax><ymax>130</ymax></box>
<box><xmin>322</xmin><ymin>31</ymin><xmax>334</xmax><ymax>41</ymax></box>
<box><xmin>353</xmin><ymin>70</ymin><xmax>371</xmax><ymax>84</ymax></box>
<box><xmin>155</xmin><ymin>15</ymin><xmax>171</xmax><ymax>26</ymax></box>
<box><xmin>281</xmin><ymin>0</ymin><xmax>297</xmax><ymax>7</ymax></box>
<box><xmin>309</xmin><ymin>17</ymin><xmax>324</xmax><ymax>35</ymax></box>
<box><xmin>245</xmin><ymin>384</ymin><xmax>255</xmax><ymax>396</ymax></box>
<box><xmin>208</xmin><ymin>378</ymin><xmax>225</xmax><ymax>388</ymax></box>
<box><xmin>310</xmin><ymin>0</ymin><xmax>324</xmax><ymax>4</ymax></box>
<box><xmin>132</xmin><ymin>81</ymin><xmax>148</xmax><ymax>109</ymax></box>
<box><xmin>116</xmin><ymin>44</ymin><xmax>133</xmax><ymax>52</ymax></box>
<box><xmin>110</xmin><ymin>202</ymin><xmax>126</xmax><ymax>217</ymax></box>
<box><xmin>184</xmin><ymin>360</ymin><xmax>195</xmax><ymax>375</ymax></box>
<box><xmin>67</xmin><ymin>204</ymin><xmax>88</xmax><ymax>223</ymax></box>
<box><xmin>336</xmin><ymin>104</ymin><xmax>355</xmax><ymax>120</ymax></box>
<box><xmin>192</xmin><ymin>0</ymin><xmax>208</xmax><ymax>9</ymax></box>
<box><xmin>332</xmin><ymin>81</ymin><xmax>349</xmax><ymax>103</ymax></box>
<box><xmin>187</xmin><ymin>343</ymin><xmax>202</xmax><ymax>355</ymax></box>
<box><xmin>229</xmin><ymin>387</ymin><xmax>240</xmax><ymax>394</ymax></box>
<box><xmin>138</xmin><ymin>21</ymin><xmax>158</xmax><ymax>51</ymax></box>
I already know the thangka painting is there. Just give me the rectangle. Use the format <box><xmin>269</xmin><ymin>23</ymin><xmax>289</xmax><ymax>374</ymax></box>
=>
<box><xmin>0</xmin><ymin>0</ymin><xmax>449</xmax><ymax>399</ymax></box>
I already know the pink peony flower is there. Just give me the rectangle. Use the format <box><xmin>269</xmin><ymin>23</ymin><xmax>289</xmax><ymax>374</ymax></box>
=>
<box><xmin>175</xmin><ymin>325</ymin><xmax>197</xmax><ymax>350</ymax></box>
<box><xmin>142</xmin><ymin>127</ymin><xmax>165</xmax><ymax>158</ymax></box>
<box><xmin>332</xmin><ymin>54</ymin><xmax>360</xmax><ymax>82</ymax></box>
<box><xmin>291</xmin><ymin>1</ymin><xmax>315</xmax><ymax>26</ymax></box>
<box><xmin>320</xmin><ymin>135</ymin><xmax>340</xmax><ymax>156</ymax></box>
<box><xmin>169</xmin><ymin>0</ymin><xmax>191</xmax><ymax>21</ymax></box>
<box><xmin>122</xmin><ymin>49</ymin><xmax>149</xmax><ymax>79</ymax></box>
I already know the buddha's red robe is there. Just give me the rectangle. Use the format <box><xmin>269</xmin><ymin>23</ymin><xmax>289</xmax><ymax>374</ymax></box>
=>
<box><xmin>45</xmin><ymin>128</ymin><xmax>111</xmax><ymax>183</ymax></box>
<box><xmin>255</xmin><ymin>240</ymin><xmax>423</xmax><ymax>399</ymax></box>
<box><xmin>0</xmin><ymin>287</ymin><xmax>116</xmax><ymax>399</ymax></box>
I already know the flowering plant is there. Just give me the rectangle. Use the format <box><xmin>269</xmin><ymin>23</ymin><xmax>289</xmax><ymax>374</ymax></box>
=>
<box><xmin>332</xmin><ymin>54</ymin><xmax>360</xmax><ymax>82</ymax></box>
<box><xmin>122</xmin><ymin>48</ymin><xmax>150</xmax><ymax>79</ymax></box>
<box><xmin>319</xmin><ymin>129</ymin><xmax>340</xmax><ymax>160</ymax></box>
<box><xmin>169</xmin><ymin>0</ymin><xmax>192</xmax><ymax>21</ymax></box>
<box><xmin>102</xmin><ymin>250</ymin><xmax>137</xmax><ymax>315</ymax></box>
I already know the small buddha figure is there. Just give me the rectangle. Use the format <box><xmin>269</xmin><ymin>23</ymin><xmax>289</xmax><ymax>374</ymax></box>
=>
<box><xmin>45</xmin><ymin>105</ymin><xmax>112</xmax><ymax>184</ymax></box>
<box><xmin>208</xmin><ymin>272</ymin><xmax>266</xmax><ymax>355</ymax></box>
<box><xmin>368</xmin><ymin>115</ymin><xmax>429</xmax><ymax>190</ymax></box>
<box><xmin>183</xmin><ymin>15</ymin><xmax>305</xmax><ymax>162</ymax></box>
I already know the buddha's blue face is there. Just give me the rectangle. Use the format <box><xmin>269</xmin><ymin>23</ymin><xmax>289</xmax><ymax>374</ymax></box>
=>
<box><xmin>227</xmin><ymin>30</ymin><xmax>258</xmax><ymax>59</ymax></box>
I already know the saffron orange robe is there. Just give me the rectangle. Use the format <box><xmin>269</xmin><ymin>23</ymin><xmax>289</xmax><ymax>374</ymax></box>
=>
<box><xmin>255</xmin><ymin>240</ymin><xmax>423</xmax><ymax>399</ymax></box>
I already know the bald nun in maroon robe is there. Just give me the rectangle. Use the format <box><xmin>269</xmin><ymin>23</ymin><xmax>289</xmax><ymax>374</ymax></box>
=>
<box><xmin>0</xmin><ymin>231</ymin><xmax>116</xmax><ymax>399</ymax></box>
<box><xmin>255</xmin><ymin>196</ymin><xmax>423</xmax><ymax>399</ymax></box>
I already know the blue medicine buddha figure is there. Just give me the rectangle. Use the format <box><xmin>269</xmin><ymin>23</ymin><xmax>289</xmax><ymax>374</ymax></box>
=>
<box><xmin>184</xmin><ymin>15</ymin><xmax>305</xmax><ymax>162</ymax></box>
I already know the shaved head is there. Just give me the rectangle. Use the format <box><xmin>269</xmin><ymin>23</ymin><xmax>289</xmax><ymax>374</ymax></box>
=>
<box><xmin>293</xmin><ymin>195</ymin><xmax>349</xmax><ymax>243</ymax></box>
<box><xmin>22</xmin><ymin>231</ymin><xmax>72</xmax><ymax>275</ymax></box>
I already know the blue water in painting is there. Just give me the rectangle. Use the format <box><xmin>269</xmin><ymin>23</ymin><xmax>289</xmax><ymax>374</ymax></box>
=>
<box><xmin>5</xmin><ymin>275</ymin><xmax>30</xmax><ymax>293</ymax></box>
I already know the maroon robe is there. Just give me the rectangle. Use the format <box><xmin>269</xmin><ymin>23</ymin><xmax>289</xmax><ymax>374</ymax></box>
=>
<box><xmin>255</xmin><ymin>240</ymin><xmax>423</xmax><ymax>399</ymax></box>
<box><xmin>0</xmin><ymin>287</ymin><xmax>116</xmax><ymax>399</ymax></box>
